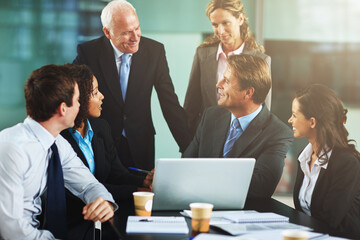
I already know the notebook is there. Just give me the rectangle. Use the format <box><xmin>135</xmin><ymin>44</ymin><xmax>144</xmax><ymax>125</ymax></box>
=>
<box><xmin>152</xmin><ymin>158</ymin><xmax>255</xmax><ymax>210</ymax></box>
<box><xmin>126</xmin><ymin>216</ymin><xmax>189</xmax><ymax>234</ymax></box>
<box><xmin>222</xmin><ymin>212</ymin><xmax>289</xmax><ymax>223</ymax></box>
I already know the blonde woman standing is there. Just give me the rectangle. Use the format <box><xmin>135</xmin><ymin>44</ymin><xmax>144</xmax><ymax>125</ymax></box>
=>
<box><xmin>184</xmin><ymin>0</ymin><xmax>271</xmax><ymax>136</ymax></box>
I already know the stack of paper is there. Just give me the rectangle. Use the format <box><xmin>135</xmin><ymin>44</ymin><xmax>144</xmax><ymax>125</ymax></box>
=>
<box><xmin>212</xmin><ymin>222</ymin><xmax>311</xmax><ymax>235</ymax></box>
<box><xmin>193</xmin><ymin>231</ymin><xmax>329</xmax><ymax>240</ymax></box>
<box><xmin>181</xmin><ymin>210</ymin><xmax>258</xmax><ymax>225</ymax></box>
<box><xmin>222</xmin><ymin>212</ymin><xmax>289</xmax><ymax>223</ymax></box>
<box><xmin>126</xmin><ymin>216</ymin><xmax>189</xmax><ymax>234</ymax></box>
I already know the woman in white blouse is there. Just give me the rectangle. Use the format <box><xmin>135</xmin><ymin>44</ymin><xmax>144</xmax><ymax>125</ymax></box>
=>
<box><xmin>288</xmin><ymin>84</ymin><xmax>360</xmax><ymax>238</ymax></box>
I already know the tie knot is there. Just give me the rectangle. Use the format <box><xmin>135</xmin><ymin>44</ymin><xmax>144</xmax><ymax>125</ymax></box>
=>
<box><xmin>121</xmin><ymin>53</ymin><xmax>131</xmax><ymax>63</ymax></box>
<box><xmin>232</xmin><ymin>119</ymin><xmax>240</xmax><ymax>129</ymax></box>
<box><xmin>50</xmin><ymin>143</ymin><xmax>58</xmax><ymax>154</ymax></box>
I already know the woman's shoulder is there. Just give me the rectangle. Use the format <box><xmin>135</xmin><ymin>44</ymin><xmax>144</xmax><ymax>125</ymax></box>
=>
<box><xmin>243</xmin><ymin>48</ymin><xmax>270</xmax><ymax>60</ymax></box>
<box><xmin>330</xmin><ymin>147</ymin><xmax>360</xmax><ymax>168</ymax></box>
<box><xmin>196</xmin><ymin>43</ymin><xmax>218</xmax><ymax>55</ymax></box>
<box><xmin>88</xmin><ymin>117</ymin><xmax>111</xmax><ymax>133</ymax></box>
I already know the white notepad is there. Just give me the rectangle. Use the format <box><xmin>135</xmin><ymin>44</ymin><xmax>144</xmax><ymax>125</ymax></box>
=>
<box><xmin>223</xmin><ymin>212</ymin><xmax>289</xmax><ymax>223</ymax></box>
<box><xmin>126</xmin><ymin>216</ymin><xmax>189</xmax><ymax>234</ymax></box>
<box><xmin>212</xmin><ymin>222</ymin><xmax>312</xmax><ymax>235</ymax></box>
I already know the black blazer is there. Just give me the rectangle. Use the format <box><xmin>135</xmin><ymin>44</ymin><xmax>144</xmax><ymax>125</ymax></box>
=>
<box><xmin>293</xmin><ymin>147</ymin><xmax>360</xmax><ymax>238</ymax></box>
<box><xmin>61</xmin><ymin>118</ymin><xmax>144</xmax><ymax>237</ymax></box>
<box><xmin>74</xmin><ymin>36</ymin><xmax>191</xmax><ymax>170</ymax></box>
<box><xmin>183</xmin><ymin>105</ymin><xmax>293</xmax><ymax>199</ymax></box>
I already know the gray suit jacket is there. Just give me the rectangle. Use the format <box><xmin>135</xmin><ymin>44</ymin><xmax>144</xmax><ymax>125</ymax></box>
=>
<box><xmin>184</xmin><ymin>44</ymin><xmax>271</xmax><ymax>136</ymax></box>
<box><xmin>183</xmin><ymin>105</ymin><xmax>293</xmax><ymax>199</ymax></box>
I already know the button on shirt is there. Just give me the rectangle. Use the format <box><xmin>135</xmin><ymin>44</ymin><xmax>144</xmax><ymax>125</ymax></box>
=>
<box><xmin>0</xmin><ymin>117</ymin><xmax>116</xmax><ymax>240</ymax></box>
<box><xmin>298</xmin><ymin>143</ymin><xmax>331</xmax><ymax>216</ymax></box>
<box><xmin>69</xmin><ymin>119</ymin><xmax>95</xmax><ymax>174</ymax></box>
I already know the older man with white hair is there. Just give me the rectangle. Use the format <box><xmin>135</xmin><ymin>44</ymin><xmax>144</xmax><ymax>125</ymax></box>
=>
<box><xmin>73</xmin><ymin>0</ymin><xmax>191</xmax><ymax>172</ymax></box>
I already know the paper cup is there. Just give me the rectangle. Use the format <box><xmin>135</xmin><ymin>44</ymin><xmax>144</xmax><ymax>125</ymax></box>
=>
<box><xmin>282</xmin><ymin>230</ymin><xmax>309</xmax><ymax>240</ymax></box>
<box><xmin>190</xmin><ymin>202</ymin><xmax>214</xmax><ymax>233</ymax></box>
<box><xmin>133</xmin><ymin>192</ymin><xmax>154</xmax><ymax>216</ymax></box>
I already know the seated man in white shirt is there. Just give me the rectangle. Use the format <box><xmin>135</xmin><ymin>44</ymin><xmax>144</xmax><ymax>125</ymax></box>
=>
<box><xmin>0</xmin><ymin>64</ymin><xmax>117</xmax><ymax>240</ymax></box>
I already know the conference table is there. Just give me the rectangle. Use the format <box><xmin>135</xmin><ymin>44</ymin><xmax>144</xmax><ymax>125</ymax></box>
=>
<box><xmin>111</xmin><ymin>198</ymin><xmax>350</xmax><ymax>240</ymax></box>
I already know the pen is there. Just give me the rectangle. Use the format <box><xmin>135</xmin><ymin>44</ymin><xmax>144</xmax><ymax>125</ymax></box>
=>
<box><xmin>128</xmin><ymin>167</ymin><xmax>153</xmax><ymax>175</ymax></box>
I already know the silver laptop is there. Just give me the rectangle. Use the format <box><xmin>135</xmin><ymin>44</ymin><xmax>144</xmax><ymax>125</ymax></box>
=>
<box><xmin>152</xmin><ymin>158</ymin><xmax>255</xmax><ymax>210</ymax></box>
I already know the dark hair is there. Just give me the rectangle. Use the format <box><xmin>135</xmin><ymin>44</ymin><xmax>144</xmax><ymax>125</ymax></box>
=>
<box><xmin>24</xmin><ymin>64</ymin><xmax>75</xmax><ymax>122</ymax></box>
<box><xmin>227</xmin><ymin>54</ymin><xmax>271</xmax><ymax>104</ymax></box>
<box><xmin>201</xmin><ymin>0</ymin><xmax>264</xmax><ymax>52</ymax></box>
<box><xmin>296</xmin><ymin>84</ymin><xmax>360</xmax><ymax>163</ymax></box>
<box><xmin>67</xmin><ymin>64</ymin><xmax>94</xmax><ymax>129</ymax></box>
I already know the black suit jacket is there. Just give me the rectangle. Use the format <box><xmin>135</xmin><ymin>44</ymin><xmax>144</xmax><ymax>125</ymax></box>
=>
<box><xmin>74</xmin><ymin>36</ymin><xmax>191</xmax><ymax>170</ymax></box>
<box><xmin>184</xmin><ymin>44</ymin><xmax>272</xmax><ymax>137</ymax></box>
<box><xmin>61</xmin><ymin>118</ymin><xmax>144</xmax><ymax>238</ymax></box>
<box><xmin>183</xmin><ymin>105</ymin><xmax>293</xmax><ymax>199</ymax></box>
<box><xmin>293</xmin><ymin>147</ymin><xmax>360</xmax><ymax>238</ymax></box>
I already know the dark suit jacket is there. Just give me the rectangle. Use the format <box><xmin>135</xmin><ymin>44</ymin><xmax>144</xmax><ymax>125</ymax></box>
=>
<box><xmin>74</xmin><ymin>36</ymin><xmax>191</xmax><ymax>170</ymax></box>
<box><xmin>293</xmin><ymin>147</ymin><xmax>360</xmax><ymax>238</ymax></box>
<box><xmin>183</xmin><ymin>105</ymin><xmax>293</xmax><ymax>199</ymax></box>
<box><xmin>61</xmin><ymin>118</ymin><xmax>144</xmax><ymax>239</ymax></box>
<box><xmin>184</xmin><ymin>43</ymin><xmax>272</xmax><ymax>136</ymax></box>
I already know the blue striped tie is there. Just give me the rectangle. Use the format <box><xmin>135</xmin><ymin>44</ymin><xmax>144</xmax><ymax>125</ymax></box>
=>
<box><xmin>223</xmin><ymin>119</ymin><xmax>242</xmax><ymax>157</ymax></box>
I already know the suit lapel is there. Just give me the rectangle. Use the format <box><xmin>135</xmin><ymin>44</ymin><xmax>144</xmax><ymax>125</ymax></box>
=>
<box><xmin>227</xmin><ymin>105</ymin><xmax>270</xmax><ymax>157</ymax></box>
<box><xmin>99</xmin><ymin>37</ymin><xmax>124</xmax><ymax>107</ymax></box>
<box><xmin>62</xmin><ymin>131</ymin><xmax>89</xmax><ymax>169</ymax></box>
<box><xmin>91</xmin><ymin>133</ymin><xmax>105</xmax><ymax>179</ymax></box>
<box><xmin>203</xmin><ymin>46</ymin><xmax>218</xmax><ymax>103</ymax></box>
<box><xmin>211</xmin><ymin>110</ymin><xmax>231</xmax><ymax>157</ymax></box>
<box><xmin>311</xmin><ymin>166</ymin><xmax>327</xmax><ymax>206</ymax></box>
<box><xmin>126</xmin><ymin>38</ymin><xmax>148</xmax><ymax>104</ymax></box>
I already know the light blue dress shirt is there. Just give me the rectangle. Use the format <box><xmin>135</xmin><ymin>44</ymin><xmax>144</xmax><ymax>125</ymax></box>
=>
<box><xmin>229</xmin><ymin>104</ymin><xmax>263</xmax><ymax>136</ymax></box>
<box><xmin>0</xmin><ymin>117</ymin><xmax>117</xmax><ymax>240</ymax></box>
<box><xmin>69</xmin><ymin>120</ymin><xmax>95</xmax><ymax>174</ymax></box>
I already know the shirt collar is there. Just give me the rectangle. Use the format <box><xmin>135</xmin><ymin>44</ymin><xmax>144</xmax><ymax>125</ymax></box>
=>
<box><xmin>110</xmin><ymin>40</ymin><xmax>132</xmax><ymax>61</ymax></box>
<box><xmin>24</xmin><ymin>116</ymin><xmax>56</xmax><ymax>151</ymax></box>
<box><xmin>216</xmin><ymin>41</ymin><xmax>245</xmax><ymax>61</ymax></box>
<box><xmin>298</xmin><ymin>143</ymin><xmax>331</xmax><ymax>169</ymax></box>
<box><xmin>230</xmin><ymin>105</ymin><xmax>262</xmax><ymax>132</ymax></box>
<box><xmin>68</xmin><ymin>119</ymin><xmax>94</xmax><ymax>144</ymax></box>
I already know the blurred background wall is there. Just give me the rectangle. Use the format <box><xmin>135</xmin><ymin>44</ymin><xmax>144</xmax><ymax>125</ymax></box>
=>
<box><xmin>1</xmin><ymin>0</ymin><xmax>359</xmax><ymax>197</ymax></box>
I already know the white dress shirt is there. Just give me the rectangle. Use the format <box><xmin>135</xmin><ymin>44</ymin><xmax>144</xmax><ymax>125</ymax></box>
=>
<box><xmin>0</xmin><ymin>117</ymin><xmax>116</xmax><ymax>240</ymax></box>
<box><xmin>298</xmin><ymin>143</ymin><xmax>331</xmax><ymax>216</ymax></box>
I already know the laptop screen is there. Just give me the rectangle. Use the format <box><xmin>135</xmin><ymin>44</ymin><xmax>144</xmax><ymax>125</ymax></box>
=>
<box><xmin>152</xmin><ymin>158</ymin><xmax>255</xmax><ymax>210</ymax></box>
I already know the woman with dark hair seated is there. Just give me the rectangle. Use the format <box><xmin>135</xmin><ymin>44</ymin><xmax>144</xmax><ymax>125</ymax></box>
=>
<box><xmin>288</xmin><ymin>84</ymin><xmax>360</xmax><ymax>238</ymax></box>
<box><xmin>62</xmin><ymin>64</ymin><xmax>153</xmax><ymax>239</ymax></box>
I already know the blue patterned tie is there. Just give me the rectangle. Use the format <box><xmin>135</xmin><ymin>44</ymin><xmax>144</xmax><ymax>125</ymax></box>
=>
<box><xmin>223</xmin><ymin>119</ymin><xmax>242</xmax><ymax>157</ymax></box>
<box><xmin>120</xmin><ymin>53</ymin><xmax>131</xmax><ymax>101</ymax></box>
<box><xmin>46</xmin><ymin>143</ymin><xmax>67</xmax><ymax>239</ymax></box>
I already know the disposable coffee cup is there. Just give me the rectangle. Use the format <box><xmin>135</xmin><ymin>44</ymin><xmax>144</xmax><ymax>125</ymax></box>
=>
<box><xmin>190</xmin><ymin>202</ymin><xmax>214</xmax><ymax>233</ymax></box>
<box><xmin>282</xmin><ymin>230</ymin><xmax>309</xmax><ymax>240</ymax></box>
<box><xmin>133</xmin><ymin>192</ymin><xmax>154</xmax><ymax>216</ymax></box>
